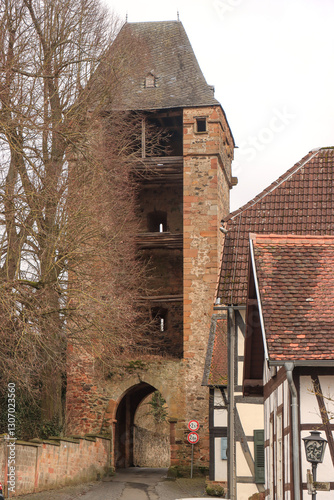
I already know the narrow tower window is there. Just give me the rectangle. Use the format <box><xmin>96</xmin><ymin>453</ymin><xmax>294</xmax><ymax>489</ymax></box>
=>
<box><xmin>195</xmin><ymin>117</ymin><xmax>207</xmax><ymax>133</ymax></box>
<box><xmin>151</xmin><ymin>307</ymin><xmax>168</xmax><ymax>332</ymax></box>
<box><xmin>147</xmin><ymin>210</ymin><xmax>167</xmax><ymax>232</ymax></box>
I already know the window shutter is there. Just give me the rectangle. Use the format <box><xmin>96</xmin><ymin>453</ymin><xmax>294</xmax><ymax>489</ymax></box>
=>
<box><xmin>254</xmin><ymin>429</ymin><xmax>265</xmax><ymax>484</ymax></box>
<box><xmin>221</xmin><ymin>437</ymin><xmax>228</xmax><ymax>460</ymax></box>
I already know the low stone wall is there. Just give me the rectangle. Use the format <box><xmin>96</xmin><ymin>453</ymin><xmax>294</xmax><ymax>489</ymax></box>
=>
<box><xmin>0</xmin><ymin>434</ymin><xmax>110</xmax><ymax>497</ymax></box>
<box><xmin>133</xmin><ymin>425</ymin><xmax>170</xmax><ymax>467</ymax></box>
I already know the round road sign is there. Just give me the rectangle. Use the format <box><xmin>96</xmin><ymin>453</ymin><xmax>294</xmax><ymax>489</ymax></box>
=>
<box><xmin>187</xmin><ymin>432</ymin><xmax>199</xmax><ymax>444</ymax></box>
<box><xmin>188</xmin><ymin>420</ymin><xmax>199</xmax><ymax>432</ymax></box>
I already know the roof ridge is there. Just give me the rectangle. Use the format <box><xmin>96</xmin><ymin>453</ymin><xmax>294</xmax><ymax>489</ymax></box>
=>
<box><xmin>225</xmin><ymin>148</ymin><xmax>321</xmax><ymax>222</ymax></box>
<box><xmin>127</xmin><ymin>20</ymin><xmax>180</xmax><ymax>25</ymax></box>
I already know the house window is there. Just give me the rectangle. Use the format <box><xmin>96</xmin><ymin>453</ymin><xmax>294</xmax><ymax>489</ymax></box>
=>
<box><xmin>221</xmin><ymin>437</ymin><xmax>228</xmax><ymax>460</ymax></box>
<box><xmin>195</xmin><ymin>117</ymin><xmax>207</xmax><ymax>133</ymax></box>
<box><xmin>145</xmin><ymin>72</ymin><xmax>156</xmax><ymax>88</ymax></box>
<box><xmin>147</xmin><ymin>210</ymin><xmax>167</xmax><ymax>232</ymax></box>
<box><xmin>254</xmin><ymin>429</ymin><xmax>265</xmax><ymax>484</ymax></box>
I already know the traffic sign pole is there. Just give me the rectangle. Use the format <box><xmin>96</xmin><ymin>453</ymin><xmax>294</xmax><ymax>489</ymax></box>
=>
<box><xmin>187</xmin><ymin>430</ymin><xmax>199</xmax><ymax>479</ymax></box>
<box><xmin>191</xmin><ymin>443</ymin><xmax>194</xmax><ymax>479</ymax></box>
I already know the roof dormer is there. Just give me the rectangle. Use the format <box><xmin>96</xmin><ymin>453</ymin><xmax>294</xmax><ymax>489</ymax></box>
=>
<box><xmin>145</xmin><ymin>71</ymin><xmax>156</xmax><ymax>88</ymax></box>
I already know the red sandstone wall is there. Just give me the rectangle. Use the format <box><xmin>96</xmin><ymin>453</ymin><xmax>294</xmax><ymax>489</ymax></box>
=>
<box><xmin>0</xmin><ymin>435</ymin><xmax>110</xmax><ymax>497</ymax></box>
<box><xmin>178</xmin><ymin>105</ymin><xmax>233</xmax><ymax>467</ymax></box>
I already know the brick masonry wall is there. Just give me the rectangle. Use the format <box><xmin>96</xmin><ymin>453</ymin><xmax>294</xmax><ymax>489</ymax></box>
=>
<box><xmin>66</xmin><ymin>346</ymin><xmax>111</xmax><ymax>436</ymax></box>
<box><xmin>0</xmin><ymin>435</ymin><xmax>110</xmax><ymax>497</ymax></box>
<box><xmin>180</xmin><ymin>105</ymin><xmax>233</xmax><ymax>467</ymax></box>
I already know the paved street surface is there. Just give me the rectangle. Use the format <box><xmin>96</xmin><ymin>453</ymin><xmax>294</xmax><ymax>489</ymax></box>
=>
<box><xmin>19</xmin><ymin>468</ymin><xmax>209</xmax><ymax>500</ymax></box>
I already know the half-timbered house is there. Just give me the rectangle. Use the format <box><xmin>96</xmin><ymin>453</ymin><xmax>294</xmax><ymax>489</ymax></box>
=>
<box><xmin>244</xmin><ymin>233</ymin><xmax>334</xmax><ymax>500</ymax></box>
<box><xmin>203</xmin><ymin>147</ymin><xmax>334</xmax><ymax>499</ymax></box>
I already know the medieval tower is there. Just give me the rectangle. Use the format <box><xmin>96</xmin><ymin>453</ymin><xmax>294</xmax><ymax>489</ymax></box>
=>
<box><xmin>66</xmin><ymin>20</ymin><xmax>235</xmax><ymax>472</ymax></box>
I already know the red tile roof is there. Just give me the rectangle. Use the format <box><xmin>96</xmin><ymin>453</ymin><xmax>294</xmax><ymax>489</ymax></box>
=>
<box><xmin>251</xmin><ymin>234</ymin><xmax>334</xmax><ymax>361</ymax></box>
<box><xmin>203</xmin><ymin>315</ymin><xmax>228</xmax><ymax>386</ymax></box>
<box><xmin>218</xmin><ymin>147</ymin><xmax>334</xmax><ymax>305</ymax></box>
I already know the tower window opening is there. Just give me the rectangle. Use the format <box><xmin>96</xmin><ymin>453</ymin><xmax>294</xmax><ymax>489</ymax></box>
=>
<box><xmin>151</xmin><ymin>307</ymin><xmax>168</xmax><ymax>332</ymax></box>
<box><xmin>195</xmin><ymin>117</ymin><xmax>207</xmax><ymax>133</ymax></box>
<box><xmin>147</xmin><ymin>210</ymin><xmax>167</xmax><ymax>232</ymax></box>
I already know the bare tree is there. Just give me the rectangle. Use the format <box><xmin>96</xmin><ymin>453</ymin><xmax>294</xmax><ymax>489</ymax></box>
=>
<box><xmin>0</xmin><ymin>0</ymin><xmax>153</xmax><ymax>431</ymax></box>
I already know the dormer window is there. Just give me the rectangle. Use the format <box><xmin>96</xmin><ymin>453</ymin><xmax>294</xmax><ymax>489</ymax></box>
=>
<box><xmin>145</xmin><ymin>72</ymin><xmax>156</xmax><ymax>88</ymax></box>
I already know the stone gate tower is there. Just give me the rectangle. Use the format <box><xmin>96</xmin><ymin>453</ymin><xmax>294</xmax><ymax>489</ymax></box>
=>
<box><xmin>66</xmin><ymin>20</ymin><xmax>235</xmax><ymax>472</ymax></box>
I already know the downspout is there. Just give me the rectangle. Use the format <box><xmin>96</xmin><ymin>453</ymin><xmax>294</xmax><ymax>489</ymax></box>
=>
<box><xmin>285</xmin><ymin>362</ymin><xmax>301</xmax><ymax>500</ymax></box>
<box><xmin>228</xmin><ymin>307</ymin><xmax>235</xmax><ymax>500</ymax></box>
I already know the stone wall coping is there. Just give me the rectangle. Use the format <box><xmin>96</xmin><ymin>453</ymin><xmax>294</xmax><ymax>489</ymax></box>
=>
<box><xmin>15</xmin><ymin>440</ymin><xmax>42</xmax><ymax>447</ymax></box>
<box><xmin>69</xmin><ymin>434</ymin><xmax>111</xmax><ymax>442</ymax></box>
<box><xmin>85</xmin><ymin>434</ymin><xmax>111</xmax><ymax>441</ymax></box>
<box><xmin>46</xmin><ymin>436</ymin><xmax>81</xmax><ymax>444</ymax></box>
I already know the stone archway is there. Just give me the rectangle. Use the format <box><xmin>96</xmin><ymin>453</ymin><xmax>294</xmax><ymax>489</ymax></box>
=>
<box><xmin>115</xmin><ymin>382</ymin><xmax>156</xmax><ymax>468</ymax></box>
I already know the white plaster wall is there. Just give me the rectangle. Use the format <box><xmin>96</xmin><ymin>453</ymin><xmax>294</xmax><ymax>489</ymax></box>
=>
<box><xmin>283</xmin><ymin>379</ymin><xmax>290</xmax><ymax>428</ymax></box>
<box><xmin>237</xmin><ymin>402</ymin><xmax>264</xmax><ymax>436</ymax></box>
<box><xmin>300</xmin><ymin>376</ymin><xmax>323</xmax><ymax>425</ymax></box>
<box><xmin>237</xmin><ymin>323</ymin><xmax>245</xmax><ymax>356</ymax></box>
<box><xmin>300</xmin><ymin>375</ymin><xmax>334</xmax><ymax>425</ymax></box>
<box><xmin>237</xmin><ymin>483</ymin><xmax>258</xmax><ymax>500</ymax></box>
<box><xmin>214</xmin><ymin>408</ymin><xmax>227</xmax><ymax>427</ymax></box>
<box><xmin>213</xmin><ymin>388</ymin><xmax>227</xmax><ymax>426</ymax></box>
<box><xmin>236</xmin><ymin>441</ymin><xmax>253</xmax><ymax>476</ymax></box>
<box><xmin>284</xmin><ymin>433</ymin><xmax>291</xmax><ymax>487</ymax></box>
<box><xmin>237</xmin><ymin>319</ymin><xmax>244</xmax><ymax>387</ymax></box>
<box><xmin>214</xmin><ymin>387</ymin><xmax>224</xmax><ymax>406</ymax></box>
<box><xmin>214</xmin><ymin>437</ymin><xmax>227</xmax><ymax>480</ymax></box>
<box><xmin>238</xmin><ymin>360</ymin><xmax>244</xmax><ymax>386</ymax></box>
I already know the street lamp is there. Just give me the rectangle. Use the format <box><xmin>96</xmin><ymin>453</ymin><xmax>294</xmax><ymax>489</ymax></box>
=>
<box><xmin>303</xmin><ymin>431</ymin><xmax>327</xmax><ymax>500</ymax></box>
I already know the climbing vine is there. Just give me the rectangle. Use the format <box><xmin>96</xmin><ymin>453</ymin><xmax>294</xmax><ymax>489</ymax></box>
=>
<box><xmin>147</xmin><ymin>391</ymin><xmax>168</xmax><ymax>423</ymax></box>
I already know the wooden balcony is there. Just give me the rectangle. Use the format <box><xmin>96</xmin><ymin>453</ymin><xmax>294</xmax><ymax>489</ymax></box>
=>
<box><xmin>138</xmin><ymin>294</ymin><xmax>183</xmax><ymax>304</ymax></box>
<box><xmin>133</xmin><ymin>156</ymin><xmax>183</xmax><ymax>184</ymax></box>
<box><xmin>135</xmin><ymin>232</ymin><xmax>183</xmax><ymax>249</ymax></box>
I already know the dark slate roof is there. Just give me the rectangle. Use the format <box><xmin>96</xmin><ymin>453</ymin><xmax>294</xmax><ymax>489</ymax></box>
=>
<box><xmin>251</xmin><ymin>234</ymin><xmax>334</xmax><ymax>361</ymax></box>
<box><xmin>218</xmin><ymin>147</ymin><xmax>334</xmax><ymax>305</ymax></box>
<box><xmin>107</xmin><ymin>21</ymin><xmax>220</xmax><ymax>110</ymax></box>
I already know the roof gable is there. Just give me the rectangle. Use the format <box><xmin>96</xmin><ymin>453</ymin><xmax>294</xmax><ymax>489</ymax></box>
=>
<box><xmin>219</xmin><ymin>147</ymin><xmax>334</xmax><ymax>305</ymax></box>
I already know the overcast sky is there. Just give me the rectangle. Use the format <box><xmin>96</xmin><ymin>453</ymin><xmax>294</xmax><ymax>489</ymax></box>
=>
<box><xmin>102</xmin><ymin>0</ymin><xmax>334</xmax><ymax>211</ymax></box>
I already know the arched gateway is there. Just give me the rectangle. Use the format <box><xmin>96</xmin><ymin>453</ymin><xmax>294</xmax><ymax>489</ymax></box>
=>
<box><xmin>115</xmin><ymin>382</ymin><xmax>157</xmax><ymax>468</ymax></box>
